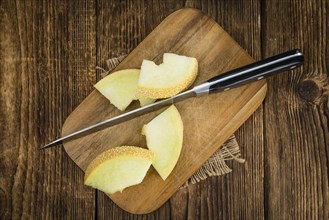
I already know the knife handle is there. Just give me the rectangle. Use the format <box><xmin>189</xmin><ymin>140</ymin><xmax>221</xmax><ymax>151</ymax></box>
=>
<box><xmin>194</xmin><ymin>49</ymin><xmax>304</xmax><ymax>96</ymax></box>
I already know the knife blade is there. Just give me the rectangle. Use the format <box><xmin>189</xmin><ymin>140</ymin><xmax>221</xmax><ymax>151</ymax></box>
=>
<box><xmin>41</xmin><ymin>49</ymin><xmax>304</xmax><ymax>149</ymax></box>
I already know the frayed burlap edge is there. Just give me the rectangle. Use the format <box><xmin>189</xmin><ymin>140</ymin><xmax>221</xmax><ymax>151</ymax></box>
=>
<box><xmin>182</xmin><ymin>135</ymin><xmax>245</xmax><ymax>187</ymax></box>
<box><xmin>97</xmin><ymin>55</ymin><xmax>245</xmax><ymax>186</ymax></box>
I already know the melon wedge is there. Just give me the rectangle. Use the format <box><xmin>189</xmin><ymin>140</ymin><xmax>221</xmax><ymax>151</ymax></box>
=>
<box><xmin>84</xmin><ymin>146</ymin><xmax>155</xmax><ymax>194</ymax></box>
<box><xmin>142</xmin><ymin>105</ymin><xmax>183</xmax><ymax>180</ymax></box>
<box><xmin>94</xmin><ymin>69</ymin><xmax>155</xmax><ymax>111</ymax></box>
<box><xmin>136</xmin><ymin>53</ymin><xmax>198</xmax><ymax>99</ymax></box>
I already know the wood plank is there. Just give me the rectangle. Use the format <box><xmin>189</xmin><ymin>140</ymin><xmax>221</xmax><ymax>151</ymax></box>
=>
<box><xmin>262</xmin><ymin>0</ymin><xmax>329</xmax><ymax>219</ymax></box>
<box><xmin>0</xmin><ymin>0</ymin><xmax>96</xmax><ymax>219</ymax></box>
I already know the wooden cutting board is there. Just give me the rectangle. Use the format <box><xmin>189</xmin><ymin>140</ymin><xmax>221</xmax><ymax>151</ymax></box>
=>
<box><xmin>62</xmin><ymin>8</ymin><xmax>267</xmax><ymax>214</ymax></box>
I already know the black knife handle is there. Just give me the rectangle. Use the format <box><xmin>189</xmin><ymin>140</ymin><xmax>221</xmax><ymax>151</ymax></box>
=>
<box><xmin>205</xmin><ymin>49</ymin><xmax>304</xmax><ymax>94</ymax></box>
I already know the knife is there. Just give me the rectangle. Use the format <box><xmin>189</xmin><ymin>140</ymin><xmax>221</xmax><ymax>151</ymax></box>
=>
<box><xmin>41</xmin><ymin>49</ymin><xmax>304</xmax><ymax>149</ymax></box>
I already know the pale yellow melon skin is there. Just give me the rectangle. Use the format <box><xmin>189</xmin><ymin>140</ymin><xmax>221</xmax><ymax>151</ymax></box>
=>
<box><xmin>84</xmin><ymin>146</ymin><xmax>155</xmax><ymax>194</ymax></box>
<box><xmin>136</xmin><ymin>53</ymin><xmax>198</xmax><ymax>99</ymax></box>
<box><xmin>142</xmin><ymin>105</ymin><xmax>183</xmax><ymax>180</ymax></box>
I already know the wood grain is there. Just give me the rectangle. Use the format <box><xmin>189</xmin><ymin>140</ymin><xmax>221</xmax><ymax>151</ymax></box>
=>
<box><xmin>1</xmin><ymin>0</ymin><xmax>328</xmax><ymax>219</ymax></box>
<box><xmin>0</xmin><ymin>0</ymin><xmax>96</xmax><ymax>219</ymax></box>
<box><xmin>263</xmin><ymin>0</ymin><xmax>329</xmax><ymax>219</ymax></box>
<box><xmin>62</xmin><ymin>8</ymin><xmax>267</xmax><ymax>214</ymax></box>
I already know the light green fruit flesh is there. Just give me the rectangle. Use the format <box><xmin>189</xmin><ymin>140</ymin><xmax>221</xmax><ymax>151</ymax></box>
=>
<box><xmin>139</xmin><ymin>54</ymin><xmax>197</xmax><ymax>88</ymax></box>
<box><xmin>94</xmin><ymin>69</ymin><xmax>140</xmax><ymax>111</ymax></box>
<box><xmin>84</xmin><ymin>155</ymin><xmax>153</xmax><ymax>194</ymax></box>
<box><xmin>94</xmin><ymin>69</ymin><xmax>155</xmax><ymax>110</ymax></box>
<box><xmin>142</xmin><ymin>105</ymin><xmax>183</xmax><ymax>180</ymax></box>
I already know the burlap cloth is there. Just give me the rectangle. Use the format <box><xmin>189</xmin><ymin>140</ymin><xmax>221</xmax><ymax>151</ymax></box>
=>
<box><xmin>96</xmin><ymin>56</ymin><xmax>245</xmax><ymax>185</ymax></box>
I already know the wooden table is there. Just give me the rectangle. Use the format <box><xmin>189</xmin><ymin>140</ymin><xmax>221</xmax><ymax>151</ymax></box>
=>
<box><xmin>1</xmin><ymin>1</ymin><xmax>328</xmax><ymax>219</ymax></box>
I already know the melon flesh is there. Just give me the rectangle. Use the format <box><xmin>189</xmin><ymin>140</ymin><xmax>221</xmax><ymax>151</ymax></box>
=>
<box><xmin>94</xmin><ymin>69</ymin><xmax>155</xmax><ymax>111</ymax></box>
<box><xmin>136</xmin><ymin>53</ymin><xmax>198</xmax><ymax>99</ymax></box>
<box><xmin>142</xmin><ymin>105</ymin><xmax>183</xmax><ymax>180</ymax></box>
<box><xmin>84</xmin><ymin>146</ymin><xmax>155</xmax><ymax>194</ymax></box>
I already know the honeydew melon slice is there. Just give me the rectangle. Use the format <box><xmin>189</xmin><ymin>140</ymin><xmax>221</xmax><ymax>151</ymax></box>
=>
<box><xmin>142</xmin><ymin>105</ymin><xmax>183</xmax><ymax>180</ymax></box>
<box><xmin>84</xmin><ymin>146</ymin><xmax>155</xmax><ymax>194</ymax></box>
<box><xmin>136</xmin><ymin>53</ymin><xmax>198</xmax><ymax>99</ymax></box>
<box><xmin>94</xmin><ymin>69</ymin><xmax>155</xmax><ymax>111</ymax></box>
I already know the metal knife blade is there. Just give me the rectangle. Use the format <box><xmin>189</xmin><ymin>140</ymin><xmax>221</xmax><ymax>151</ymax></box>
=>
<box><xmin>41</xmin><ymin>89</ymin><xmax>197</xmax><ymax>149</ymax></box>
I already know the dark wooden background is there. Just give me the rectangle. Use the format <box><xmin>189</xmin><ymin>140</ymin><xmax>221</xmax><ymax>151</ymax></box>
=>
<box><xmin>0</xmin><ymin>0</ymin><xmax>328</xmax><ymax>219</ymax></box>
